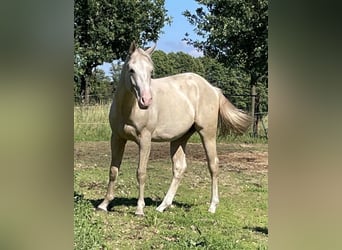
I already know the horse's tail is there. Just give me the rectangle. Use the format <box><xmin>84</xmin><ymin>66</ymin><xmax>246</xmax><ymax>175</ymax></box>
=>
<box><xmin>217</xmin><ymin>89</ymin><xmax>252</xmax><ymax>135</ymax></box>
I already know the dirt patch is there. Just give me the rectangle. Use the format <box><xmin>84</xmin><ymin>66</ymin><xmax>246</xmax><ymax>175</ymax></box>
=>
<box><xmin>75</xmin><ymin>141</ymin><xmax>268</xmax><ymax>173</ymax></box>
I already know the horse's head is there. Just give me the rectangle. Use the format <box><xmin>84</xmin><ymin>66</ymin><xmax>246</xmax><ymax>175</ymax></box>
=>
<box><xmin>124</xmin><ymin>41</ymin><xmax>156</xmax><ymax>109</ymax></box>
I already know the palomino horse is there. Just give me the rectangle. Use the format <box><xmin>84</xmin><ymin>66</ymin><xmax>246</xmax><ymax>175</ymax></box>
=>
<box><xmin>97</xmin><ymin>42</ymin><xmax>251</xmax><ymax>215</ymax></box>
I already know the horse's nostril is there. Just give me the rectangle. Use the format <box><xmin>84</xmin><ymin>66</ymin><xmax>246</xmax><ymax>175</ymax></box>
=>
<box><xmin>142</xmin><ymin>96</ymin><xmax>152</xmax><ymax>106</ymax></box>
<box><xmin>140</xmin><ymin>90</ymin><xmax>152</xmax><ymax>107</ymax></box>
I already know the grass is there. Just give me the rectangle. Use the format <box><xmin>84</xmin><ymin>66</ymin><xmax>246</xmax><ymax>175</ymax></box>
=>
<box><xmin>188</xmin><ymin>133</ymin><xmax>268</xmax><ymax>144</ymax></box>
<box><xmin>74</xmin><ymin>192</ymin><xmax>105</xmax><ymax>249</ymax></box>
<box><xmin>74</xmin><ymin>142</ymin><xmax>268</xmax><ymax>249</ymax></box>
<box><xmin>74</xmin><ymin>104</ymin><xmax>268</xmax><ymax>143</ymax></box>
<box><xmin>74</xmin><ymin>104</ymin><xmax>268</xmax><ymax>249</ymax></box>
<box><xmin>74</xmin><ymin>104</ymin><xmax>112</xmax><ymax>141</ymax></box>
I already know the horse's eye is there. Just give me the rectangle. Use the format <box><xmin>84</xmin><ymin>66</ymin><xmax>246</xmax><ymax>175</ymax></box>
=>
<box><xmin>129</xmin><ymin>68</ymin><xmax>135</xmax><ymax>74</ymax></box>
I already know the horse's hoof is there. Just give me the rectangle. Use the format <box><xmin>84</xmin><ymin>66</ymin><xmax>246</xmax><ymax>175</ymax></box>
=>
<box><xmin>156</xmin><ymin>206</ymin><xmax>165</xmax><ymax>213</ymax></box>
<box><xmin>96</xmin><ymin>207</ymin><xmax>108</xmax><ymax>212</ymax></box>
<box><xmin>135</xmin><ymin>212</ymin><xmax>145</xmax><ymax>217</ymax></box>
<box><xmin>208</xmin><ymin>207</ymin><xmax>216</xmax><ymax>213</ymax></box>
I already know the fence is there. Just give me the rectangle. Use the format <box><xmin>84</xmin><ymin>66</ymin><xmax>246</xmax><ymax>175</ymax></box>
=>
<box><xmin>254</xmin><ymin>112</ymin><xmax>268</xmax><ymax>139</ymax></box>
<box><xmin>74</xmin><ymin>94</ymin><xmax>113</xmax><ymax>105</ymax></box>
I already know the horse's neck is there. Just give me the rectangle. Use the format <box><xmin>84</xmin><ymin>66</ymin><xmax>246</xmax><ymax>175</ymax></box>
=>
<box><xmin>114</xmin><ymin>79</ymin><xmax>136</xmax><ymax>114</ymax></box>
<box><xmin>115</xmin><ymin>81</ymin><xmax>129</xmax><ymax>101</ymax></box>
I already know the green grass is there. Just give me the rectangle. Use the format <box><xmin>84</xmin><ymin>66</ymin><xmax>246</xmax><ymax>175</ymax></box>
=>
<box><xmin>188</xmin><ymin>133</ymin><xmax>268</xmax><ymax>144</ymax></box>
<box><xmin>74</xmin><ymin>105</ymin><xmax>268</xmax><ymax>144</ymax></box>
<box><xmin>74</xmin><ymin>143</ymin><xmax>268</xmax><ymax>249</ymax></box>
<box><xmin>74</xmin><ymin>104</ymin><xmax>111</xmax><ymax>141</ymax></box>
<box><xmin>74</xmin><ymin>192</ymin><xmax>105</xmax><ymax>249</ymax></box>
<box><xmin>74</xmin><ymin>104</ymin><xmax>268</xmax><ymax>248</ymax></box>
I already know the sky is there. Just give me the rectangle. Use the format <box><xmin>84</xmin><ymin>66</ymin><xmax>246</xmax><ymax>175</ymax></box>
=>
<box><xmin>156</xmin><ymin>0</ymin><xmax>203</xmax><ymax>57</ymax></box>
<box><xmin>100</xmin><ymin>0</ymin><xmax>203</xmax><ymax>75</ymax></box>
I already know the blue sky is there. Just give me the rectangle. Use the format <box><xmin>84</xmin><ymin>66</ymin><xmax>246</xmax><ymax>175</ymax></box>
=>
<box><xmin>157</xmin><ymin>0</ymin><xmax>203</xmax><ymax>57</ymax></box>
<box><xmin>100</xmin><ymin>0</ymin><xmax>203</xmax><ymax>75</ymax></box>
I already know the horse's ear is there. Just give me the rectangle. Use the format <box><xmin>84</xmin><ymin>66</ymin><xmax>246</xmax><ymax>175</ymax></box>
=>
<box><xmin>145</xmin><ymin>43</ymin><xmax>157</xmax><ymax>55</ymax></box>
<box><xmin>129</xmin><ymin>41</ymin><xmax>137</xmax><ymax>54</ymax></box>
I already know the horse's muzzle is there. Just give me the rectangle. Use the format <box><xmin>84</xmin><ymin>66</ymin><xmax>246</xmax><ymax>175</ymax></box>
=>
<box><xmin>139</xmin><ymin>90</ymin><xmax>152</xmax><ymax>109</ymax></box>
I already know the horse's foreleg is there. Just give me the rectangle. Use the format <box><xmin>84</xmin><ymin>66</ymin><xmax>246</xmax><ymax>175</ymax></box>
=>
<box><xmin>135</xmin><ymin>132</ymin><xmax>151</xmax><ymax>216</ymax></box>
<box><xmin>97</xmin><ymin>134</ymin><xmax>126</xmax><ymax>211</ymax></box>
<box><xmin>157</xmin><ymin>140</ymin><xmax>187</xmax><ymax>212</ymax></box>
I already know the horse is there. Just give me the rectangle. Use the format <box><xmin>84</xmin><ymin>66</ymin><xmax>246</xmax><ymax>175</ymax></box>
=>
<box><xmin>97</xmin><ymin>42</ymin><xmax>252</xmax><ymax>216</ymax></box>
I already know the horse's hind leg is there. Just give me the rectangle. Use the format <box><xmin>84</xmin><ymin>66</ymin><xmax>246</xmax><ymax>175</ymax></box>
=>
<box><xmin>97</xmin><ymin>134</ymin><xmax>126</xmax><ymax>211</ymax></box>
<box><xmin>156</xmin><ymin>130</ymin><xmax>194</xmax><ymax>212</ymax></box>
<box><xmin>198</xmin><ymin>131</ymin><xmax>220</xmax><ymax>213</ymax></box>
<box><xmin>156</xmin><ymin>141</ymin><xmax>187</xmax><ymax>212</ymax></box>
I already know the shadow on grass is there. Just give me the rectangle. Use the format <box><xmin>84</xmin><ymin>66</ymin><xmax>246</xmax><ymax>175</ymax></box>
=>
<box><xmin>74</xmin><ymin>192</ymin><xmax>193</xmax><ymax>212</ymax></box>
<box><xmin>243</xmin><ymin>226</ymin><xmax>268</xmax><ymax>235</ymax></box>
<box><xmin>97</xmin><ymin>197</ymin><xmax>159</xmax><ymax>211</ymax></box>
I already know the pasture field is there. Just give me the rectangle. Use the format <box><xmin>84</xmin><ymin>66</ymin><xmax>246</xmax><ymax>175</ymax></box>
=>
<box><xmin>74</xmin><ymin>141</ymin><xmax>268</xmax><ymax>249</ymax></box>
<box><xmin>74</xmin><ymin>104</ymin><xmax>112</xmax><ymax>142</ymax></box>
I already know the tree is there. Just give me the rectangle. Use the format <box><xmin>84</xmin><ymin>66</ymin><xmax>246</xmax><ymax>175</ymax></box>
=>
<box><xmin>74</xmin><ymin>68</ymin><xmax>112</xmax><ymax>104</ymax></box>
<box><xmin>74</xmin><ymin>0</ymin><xmax>171</xmax><ymax>103</ymax></box>
<box><xmin>152</xmin><ymin>50</ymin><xmax>205</xmax><ymax>78</ymax></box>
<box><xmin>110</xmin><ymin>61</ymin><xmax>123</xmax><ymax>93</ymax></box>
<box><xmin>168</xmin><ymin>52</ymin><xmax>205</xmax><ymax>75</ymax></box>
<box><xmin>88</xmin><ymin>69</ymin><xmax>112</xmax><ymax>103</ymax></box>
<box><xmin>199</xmin><ymin>56</ymin><xmax>250</xmax><ymax>110</ymax></box>
<box><xmin>184</xmin><ymin>0</ymin><xmax>268</xmax><ymax>135</ymax></box>
<box><xmin>151</xmin><ymin>50</ymin><xmax>176</xmax><ymax>78</ymax></box>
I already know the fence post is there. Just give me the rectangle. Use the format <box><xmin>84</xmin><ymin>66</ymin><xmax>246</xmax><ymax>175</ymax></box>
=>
<box><xmin>251</xmin><ymin>84</ymin><xmax>257</xmax><ymax>136</ymax></box>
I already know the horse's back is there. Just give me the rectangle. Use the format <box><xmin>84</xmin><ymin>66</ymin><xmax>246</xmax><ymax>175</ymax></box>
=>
<box><xmin>152</xmin><ymin>72</ymin><xmax>218</xmax><ymax>101</ymax></box>
<box><xmin>153</xmin><ymin>72</ymin><xmax>220</xmax><ymax>114</ymax></box>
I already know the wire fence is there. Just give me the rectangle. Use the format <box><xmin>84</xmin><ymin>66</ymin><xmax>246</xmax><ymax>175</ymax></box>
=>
<box><xmin>74</xmin><ymin>93</ymin><xmax>265</xmax><ymax>107</ymax></box>
<box><xmin>254</xmin><ymin>112</ymin><xmax>268</xmax><ymax>138</ymax></box>
<box><xmin>74</xmin><ymin>94</ymin><xmax>113</xmax><ymax>105</ymax></box>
